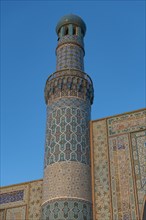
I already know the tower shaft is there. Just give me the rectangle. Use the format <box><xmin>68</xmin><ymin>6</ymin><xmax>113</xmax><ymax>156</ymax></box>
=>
<box><xmin>41</xmin><ymin>14</ymin><xmax>94</xmax><ymax>220</ymax></box>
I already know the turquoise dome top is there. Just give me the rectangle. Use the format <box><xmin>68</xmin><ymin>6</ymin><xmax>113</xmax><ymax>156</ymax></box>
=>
<box><xmin>56</xmin><ymin>14</ymin><xmax>86</xmax><ymax>36</ymax></box>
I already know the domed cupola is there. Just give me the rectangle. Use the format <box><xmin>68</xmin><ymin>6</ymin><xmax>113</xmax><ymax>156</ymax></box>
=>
<box><xmin>56</xmin><ymin>14</ymin><xmax>86</xmax><ymax>38</ymax></box>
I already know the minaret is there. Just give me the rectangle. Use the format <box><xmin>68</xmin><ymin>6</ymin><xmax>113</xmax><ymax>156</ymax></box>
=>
<box><xmin>41</xmin><ymin>14</ymin><xmax>94</xmax><ymax>220</ymax></box>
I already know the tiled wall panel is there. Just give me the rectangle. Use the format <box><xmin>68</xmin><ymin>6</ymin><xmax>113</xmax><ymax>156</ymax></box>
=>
<box><xmin>109</xmin><ymin>134</ymin><xmax>137</xmax><ymax>220</ymax></box>
<box><xmin>91</xmin><ymin>109</ymin><xmax>146</xmax><ymax>220</ymax></box>
<box><xmin>131</xmin><ymin>130</ymin><xmax>146</xmax><ymax>218</ymax></box>
<box><xmin>107</xmin><ymin>110</ymin><xmax>146</xmax><ymax>136</ymax></box>
<box><xmin>0</xmin><ymin>180</ymin><xmax>43</xmax><ymax>220</ymax></box>
<box><xmin>91</xmin><ymin>119</ymin><xmax>111</xmax><ymax>220</ymax></box>
<box><xmin>0</xmin><ymin>185</ymin><xmax>29</xmax><ymax>209</ymax></box>
<box><xmin>28</xmin><ymin>180</ymin><xmax>43</xmax><ymax>220</ymax></box>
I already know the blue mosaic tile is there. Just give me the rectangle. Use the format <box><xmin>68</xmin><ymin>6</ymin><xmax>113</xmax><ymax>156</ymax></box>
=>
<box><xmin>44</xmin><ymin>98</ymin><xmax>91</xmax><ymax>167</ymax></box>
<box><xmin>41</xmin><ymin>199</ymin><xmax>92</xmax><ymax>220</ymax></box>
<box><xmin>56</xmin><ymin>44</ymin><xmax>84</xmax><ymax>71</ymax></box>
<box><xmin>0</xmin><ymin>190</ymin><xmax>24</xmax><ymax>204</ymax></box>
<box><xmin>58</xmin><ymin>35</ymin><xmax>84</xmax><ymax>48</ymax></box>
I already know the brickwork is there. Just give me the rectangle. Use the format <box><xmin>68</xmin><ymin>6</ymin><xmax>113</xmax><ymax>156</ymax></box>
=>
<box><xmin>42</xmin><ymin>161</ymin><xmax>91</xmax><ymax>204</ymax></box>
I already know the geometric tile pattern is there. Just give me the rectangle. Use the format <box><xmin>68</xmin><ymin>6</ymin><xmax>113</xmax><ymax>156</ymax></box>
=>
<box><xmin>43</xmin><ymin>66</ymin><xmax>93</xmax><ymax>220</ymax></box>
<box><xmin>0</xmin><ymin>190</ymin><xmax>24</xmax><ymax>205</ymax></box>
<box><xmin>56</xmin><ymin>43</ymin><xmax>84</xmax><ymax>71</ymax></box>
<box><xmin>58</xmin><ymin>35</ymin><xmax>84</xmax><ymax>48</ymax></box>
<box><xmin>41</xmin><ymin>198</ymin><xmax>92</xmax><ymax>220</ymax></box>
<box><xmin>0</xmin><ymin>180</ymin><xmax>44</xmax><ymax>220</ymax></box>
<box><xmin>109</xmin><ymin>134</ymin><xmax>137</xmax><ymax>220</ymax></box>
<box><xmin>44</xmin><ymin>98</ymin><xmax>91</xmax><ymax>167</ymax></box>
<box><xmin>28</xmin><ymin>180</ymin><xmax>43</xmax><ymax>220</ymax></box>
<box><xmin>43</xmin><ymin>17</ymin><xmax>92</xmax><ymax>219</ymax></box>
<box><xmin>6</xmin><ymin>206</ymin><xmax>26</xmax><ymax>220</ymax></box>
<box><xmin>42</xmin><ymin>161</ymin><xmax>92</xmax><ymax>204</ymax></box>
<box><xmin>91</xmin><ymin>119</ymin><xmax>111</xmax><ymax>220</ymax></box>
<box><xmin>131</xmin><ymin>130</ymin><xmax>146</xmax><ymax>218</ymax></box>
<box><xmin>0</xmin><ymin>184</ymin><xmax>29</xmax><ymax>209</ymax></box>
<box><xmin>107</xmin><ymin>109</ymin><xmax>146</xmax><ymax>136</ymax></box>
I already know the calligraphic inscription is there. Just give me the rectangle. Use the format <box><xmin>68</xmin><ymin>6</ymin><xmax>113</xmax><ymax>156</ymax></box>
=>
<box><xmin>0</xmin><ymin>190</ymin><xmax>24</xmax><ymax>205</ymax></box>
<box><xmin>108</xmin><ymin>110</ymin><xmax>146</xmax><ymax>136</ymax></box>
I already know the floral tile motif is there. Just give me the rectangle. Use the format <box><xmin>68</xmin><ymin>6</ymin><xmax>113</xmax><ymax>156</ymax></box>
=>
<box><xmin>107</xmin><ymin>110</ymin><xmax>146</xmax><ymax>136</ymax></box>
<box><xmin>131</xmin><ymin>130</ymin><xmax>146</xmax><ymax>218</ymax></box>
<box><xmin>92</xmin><ymin>119</ymin><xmax>111</xmax><ymax>220</ymax></box>
<box><xmin>109</xmin><ymin>134</ymin><xmax>137</xmax><ymax>220</ymax></box>
<box><xmin>28</xmin><ymin>180</ymin><xmax>43</xmax><ymax>220</ymax></box>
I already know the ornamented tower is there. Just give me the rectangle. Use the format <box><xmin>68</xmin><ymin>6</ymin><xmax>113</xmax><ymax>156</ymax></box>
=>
<box><xmin>41</xmin><ymin>14</ymin><xmax>94</xmax><ymax>219</ymax></box>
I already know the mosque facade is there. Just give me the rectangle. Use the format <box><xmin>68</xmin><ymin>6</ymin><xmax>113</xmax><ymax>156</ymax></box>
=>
<box><xmin>0</xmin><ymin>14</ymin><xmax>145</xmax><ymax>220</ymax></box>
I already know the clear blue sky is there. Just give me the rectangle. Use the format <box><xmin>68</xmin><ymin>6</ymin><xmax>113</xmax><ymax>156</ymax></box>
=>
<box><xmin>1</xmin><ymin>0</ymin><xmax>145</xmax><ymax>186</ymax></box>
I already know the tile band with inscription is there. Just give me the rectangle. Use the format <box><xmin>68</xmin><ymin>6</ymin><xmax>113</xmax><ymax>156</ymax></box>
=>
<box><xmin>0</xmin><ymin>190</ymin><xmax>24</xmax><ymax>205</ymax></box>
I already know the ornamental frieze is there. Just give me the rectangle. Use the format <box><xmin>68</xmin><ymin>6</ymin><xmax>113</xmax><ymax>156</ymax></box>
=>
<box><xmin>44</xmin><ymin>69</ymin><xmax>94</xmax><ymax>105</ymax></box>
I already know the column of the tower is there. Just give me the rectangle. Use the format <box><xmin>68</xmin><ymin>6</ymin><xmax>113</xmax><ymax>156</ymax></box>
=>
<box><xmin>41</xmin><ymin>14</ymin><xmax>94</xmax><ymax>220</ymax></box>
